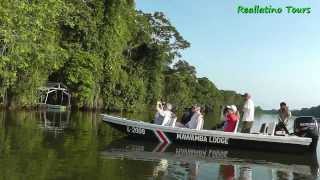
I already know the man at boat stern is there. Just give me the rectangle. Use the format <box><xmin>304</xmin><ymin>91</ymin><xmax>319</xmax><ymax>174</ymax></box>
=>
<box><xmin>277</xmin><ymin>102</ymin><xmax>291</xmax><ymax>134</ymax></box>
<box><xmin>241</xmin><ymin>93</ymin><xmax>255</xmax><ymax>133</ymax></box>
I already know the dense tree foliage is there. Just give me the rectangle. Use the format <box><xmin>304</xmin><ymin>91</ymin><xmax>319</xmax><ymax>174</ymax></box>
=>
<box><xmin>0</xmin><ymin>0</ymin><xmax>243</xmax><ymax>111</ymax></box>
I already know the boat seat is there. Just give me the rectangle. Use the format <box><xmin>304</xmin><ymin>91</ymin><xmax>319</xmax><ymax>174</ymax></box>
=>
<box><xmin>254</xmin><ymin>122</ymin><xmax>276</xmax><ymax>135</ymax></box>
<box><xmin>259</xmin><ymin>123</ymin><xmax>267</xmax><ymax>133</ymax></box>
<box><xmin>266</xmin><ymin>122</ymin><xmax>276</xmax><ymax>136</ymax></box>
<box><xmin>168</xmin><ymin>117</ymin><xmax>177</xmax><ymax>128</ymax></box>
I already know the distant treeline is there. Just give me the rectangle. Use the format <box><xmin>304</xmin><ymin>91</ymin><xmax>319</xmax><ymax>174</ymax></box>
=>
<box><xmin>0</xmin><ymin>0</ymin><xmax>243</xmax><ymax>112</ymax></box>
<box><xmin>261</xmin><ymin>109</ymin><xmax>278</xmax><ymax>114</ymax></box>
<box><xmin>262</xmin><ymin>106</ymin><xmax>320</xmax><ymax>118</ymax></box>
<box><xmin>292</xmin><ymin>106</ymin><xmax>320</xmax><ymax>117</ymax></box>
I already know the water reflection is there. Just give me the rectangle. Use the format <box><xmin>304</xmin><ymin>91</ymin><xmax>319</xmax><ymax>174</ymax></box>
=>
<box><xmin>0</xmin><ymin>110</ymin><xmax>319</xmax><ymax>180</ymax></box>
<box><xmin>0</xmin><ymin>110</ymin><xmax>115</xmax><ymax>180</ymax></box>
<box><xmin>239</xmin><ymin>166</ymin><xmax>252</xmax><ymax>180</ymax></box>
<box><xmin>38</xmin><ymin>110</ymin><xmax>71</xmax><ymax>135</ymax></box>
<box><xmin>219</xmin><ymin>164</ymin><xmax>234</xmax><ymax>180</ymax></box>
<box><xmin>102</xmin><ymin>139</ymin><xmax>319</xmax><ymax>180</ymax></box>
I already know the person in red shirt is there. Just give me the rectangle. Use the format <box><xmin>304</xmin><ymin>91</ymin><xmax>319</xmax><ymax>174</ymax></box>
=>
<box><xmin>224</xmin><ymin>107</ymin><xmax>238</xmax><ymax>132</ymax></box>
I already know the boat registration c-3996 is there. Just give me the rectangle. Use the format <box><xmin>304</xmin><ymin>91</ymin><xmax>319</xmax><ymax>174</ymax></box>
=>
<box><xmin>126</xmin><ymin>126</ymin><xmax>145</xmax><ymax>135</ymax></box>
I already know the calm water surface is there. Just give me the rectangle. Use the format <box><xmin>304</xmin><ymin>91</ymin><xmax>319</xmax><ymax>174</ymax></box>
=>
<box><xmin>0</xmin><ymin>110</ymin><xmax>319</xmax><ymax>180</ymax></box>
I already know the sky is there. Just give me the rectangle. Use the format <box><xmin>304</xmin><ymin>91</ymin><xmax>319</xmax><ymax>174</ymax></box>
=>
<box><xmin>136</xmin><ymin>0</ymin><xmax>320</xmax><ymax>110</ymax></box>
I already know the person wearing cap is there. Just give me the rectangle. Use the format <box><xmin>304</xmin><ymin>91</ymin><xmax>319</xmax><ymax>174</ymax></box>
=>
<box><xmin>224</xmin><ymin>106</ymin><xmax>238</xmax><ymax>132</ymax></box>
<box><xmin>186</xmin><ymin>106</ymin><xmax>204</xmax><ymax>130</ymax></box>
<box><xmin>277</xmin><ymin>102</ymin><xmax>291</xmax><ymax>134</ymax></box>
<box><xmin>155</xmin><ymin>101</ymin><xmax>176</xmax><ymax>127</ymax></box>
<box><xmin>230</xmin><ymin>105</ymin><xmax>240</xmax><ymax>121</ymax></box>
<box><xmin>241</xmin><ymin>93</ymin><xmax>255</xmax><ymax>133</ymax></box>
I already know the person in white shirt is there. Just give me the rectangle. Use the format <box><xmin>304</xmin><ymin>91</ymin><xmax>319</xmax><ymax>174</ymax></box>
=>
<box><xmin>154</xmin><ymin>102</ymin><xmax>164</xmax><ymax>125</ymax></box>
<box><xmin>186</xmin><ymin>106</ymin><xmax>204</xmax><ymax>130</ymax></box>
<box><xmin>241</xmin><ymin>93</ymin><xmax>255</xmax><ymax>133</ymax></box>
<box><xmin>154</xmin><ymin>101</ymin><xmax>176</xmax><ymax>127</ymax></box>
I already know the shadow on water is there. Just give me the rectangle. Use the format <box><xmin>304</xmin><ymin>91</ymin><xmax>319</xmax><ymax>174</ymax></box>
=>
<box><xmin>0</xmin><ymin>110</ymin><xmax>319</xmax><ymax>180</ymax></box>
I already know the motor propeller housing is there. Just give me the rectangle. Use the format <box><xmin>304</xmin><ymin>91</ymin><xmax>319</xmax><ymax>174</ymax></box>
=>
<box><xmin>294</xmin><ymin>116</ymin><xmax>319</xmax><ymax>150</ymax></box>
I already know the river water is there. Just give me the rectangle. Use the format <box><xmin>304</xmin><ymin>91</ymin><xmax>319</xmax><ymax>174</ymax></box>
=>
<box><xmin>0</xmin><ymin>110</ymin><xmax>319</xmax><ymax>180</ymax></box>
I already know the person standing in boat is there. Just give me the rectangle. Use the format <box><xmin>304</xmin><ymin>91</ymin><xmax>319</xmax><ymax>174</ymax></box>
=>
<box><xmin>154</xmin><ymin>101</ymin><xmax>176</xmax><ymax>127</ymax></box>
<box><xmin>186</xmin><ymin>106</ymin><xmax>204</xmax><ymax>130</ymax></box>
<box><xmin>277</xmin><ymin>102</ymin><xmax>291</xmax><ymax>134</ymax></box>
<box><xmin>241</xmin><ymin>93</ymin><xmax>255</xmax><ymax>133</ymax></box>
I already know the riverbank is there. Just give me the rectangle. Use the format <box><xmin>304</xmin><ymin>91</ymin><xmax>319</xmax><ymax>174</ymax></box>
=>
<box><xmin>0</xmin><ymin>88</ymin><xmax>244</xmax><ymax>113</ymax></box>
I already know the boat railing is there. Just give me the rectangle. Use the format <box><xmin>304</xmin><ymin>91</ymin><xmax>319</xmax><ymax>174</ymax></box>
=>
<box><xmin>233</xmin><ymin>120</ymin><xmax>240</xmax><ymax>133</ymax></box>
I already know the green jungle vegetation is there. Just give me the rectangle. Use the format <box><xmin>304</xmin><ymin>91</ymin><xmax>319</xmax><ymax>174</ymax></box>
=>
<box><xmin>0</xmin><ymin>0</ymin><xmax>243</xmax><ymax>112</ymax></box>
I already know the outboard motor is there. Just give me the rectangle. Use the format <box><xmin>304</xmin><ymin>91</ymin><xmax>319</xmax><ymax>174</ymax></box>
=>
<box><xmin>294</xmin><ymin>116</ymin><xmax>319</xmax><ymax>151</ymax></box>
